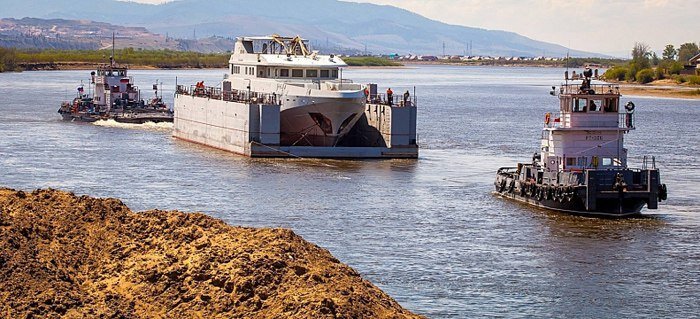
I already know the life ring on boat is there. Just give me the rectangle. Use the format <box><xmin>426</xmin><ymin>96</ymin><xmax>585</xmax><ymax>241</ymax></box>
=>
<box><xmin>544</xmin><ymin>112</ymin><xmax>551</xmax><ymax>125</ymax></box>
<box><xmin>625</xmin><ymin>101</ymin><xmax>635</xmax><ymax>113</ymax></box>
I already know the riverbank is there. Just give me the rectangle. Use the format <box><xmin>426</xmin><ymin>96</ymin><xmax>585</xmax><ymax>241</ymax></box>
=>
<box><xmin>0</xmin><ymin>188</ymin><xmax>423</xmax><ymax>318</ymax></box>
<box><xmin>613</xmin><ymin>79</ymin><xmax>700</xmax><ymax>99</ymax></box>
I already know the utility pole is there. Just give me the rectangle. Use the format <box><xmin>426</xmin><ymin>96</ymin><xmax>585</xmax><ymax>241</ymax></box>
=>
<box><xmin>442</xmin><ymin>41</ymin><xmax>445</xmax><ymax>57</ymax></box>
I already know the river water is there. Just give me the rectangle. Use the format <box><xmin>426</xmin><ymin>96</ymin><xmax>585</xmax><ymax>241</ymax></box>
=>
<box><xmin>1</xmin><ymin>65</ymin><xmax>698</xmax><ymax>318</ymax></box>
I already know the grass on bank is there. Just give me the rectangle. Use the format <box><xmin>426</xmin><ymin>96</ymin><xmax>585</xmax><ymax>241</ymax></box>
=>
<box><xmin>343</xmin><ymin>56</ymin><xmax>402</xmax><ymax>67</ymax></box>
<box><xmin>1</xmin><ymin>47</ymin><xmax>230</xmax><ymax>71</ymax></box>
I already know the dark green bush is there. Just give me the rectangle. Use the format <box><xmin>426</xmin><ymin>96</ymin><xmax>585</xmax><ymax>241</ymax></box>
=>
<box><xmin>636</xmin><ymin>69</ymin><xmax>655</xmax><ymax>84</ymax></box>
<box><xmin>687</xmin><ymin>75</ymin><xmax>700</xmax><ymax>85</ymax></box>
<box><xmin>671</xmin><ymin>74</ymin><xmax>686</xmax><ymax>84</ymax></box>
<box><xmin>604</xmin><ymin>66</ymin><xmax>627</xmax><ymax>81</ymax></box>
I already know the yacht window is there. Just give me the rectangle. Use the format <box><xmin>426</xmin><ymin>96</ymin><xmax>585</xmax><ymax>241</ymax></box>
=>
<box><xmin>320</xmin><ymin>69</ymin><xmax>330</xmax><ymax>78</ymax></box>
<box><xmin>573</xmin><ymin>98</ymin><xmax>587</xmax><ymax>112</ymax></box>
<box><xmin>612</xmin><ymin>158</ymin><xmax>622</xmax><ymax>166</ymax></box>
<box><xmin>306</xmin><ymin>69</ymin><xmax>318</xmax><ymax>78</ymax></box>
<box><xmin>292</xmin><ymin>69</ymin><xmax>304</xmax><ymax>78</ymax></box>
<box><xmin>280</xmin><ymin>69</ymin><xmax>289</xmax><ymax>77</ymax></box>
<box><xmin>566</xmin><ymin>157</ymin><xmax>577</xmax><ymax>166</ymax></box>
<box><xmin>577</xmin><ymin>157</ymin><xmax>587</xmax><ymax>166</ymax></box>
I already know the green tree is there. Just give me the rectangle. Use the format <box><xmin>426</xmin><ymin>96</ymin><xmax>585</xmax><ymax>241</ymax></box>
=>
<box><xmin>677</xmin><ymin>42</ymin><xmax>699</xmax><ymax>63</ymax></box>
<box><xmin>651</xmin><ymin>52</ymin><xmax>659</xmax><ymax>66</ymax></box>
<box><xmin>669</xmin><ymin>61</ymin><xmax>684</xmax><ymax>74</ymax></box>
<box><xmin>631</xmin><ymin>42</ymin><xmax>651</xmax><ymax>69</ymax></box>
<box><xmin>662</xmin><ymin>44</ymin><xmax>676</xmax><ymax>60</ymax></box>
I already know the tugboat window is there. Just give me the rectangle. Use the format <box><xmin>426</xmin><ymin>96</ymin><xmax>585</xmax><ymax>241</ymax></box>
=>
<box><xmin>280</xmin><ymin>69</ymin><xmax>290</xmax><ymax>77</ymax></box>
<box><xmin>574</xmin><ymin>98</ymin><xmax>587</xmax><ymax>112</ymax></box>
<box><xmin>331</xmin><ymin>70</ymin><xmax>338</xmax><ymax>78</ymax></box>
<box><xmin>607</xmin><ymin>98</ymin><xmax>619</xmax><ymax>112</ymax></box>
<box><xmin>306</xmin><ymin>69</ymin><xmax>318</xmax><ymax>78</ymax></box>
<box><xmin>292</xmin><ymin>69</ymin><xmax>304</xmax><ymax>78</ymax></box>
<box><xmin>320</xmin><ymin>70</ymin><xmax>330</xmax><ymax>78</ymax></box>
<box><xmin>589</xmin><ymin>99</ymin><xmax>602</xmax><ymax>112</ymax></box>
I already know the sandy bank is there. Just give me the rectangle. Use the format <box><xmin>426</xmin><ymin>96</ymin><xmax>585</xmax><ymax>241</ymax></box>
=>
<box><xmin>0</xmin><ymin>188</ymin><xmax>423</xmax><ymax>318</ymax></box>
<box><xmin>617</xmin><ymin>85</ymin><xmax>700</xmax><ymax>100</ymax></box>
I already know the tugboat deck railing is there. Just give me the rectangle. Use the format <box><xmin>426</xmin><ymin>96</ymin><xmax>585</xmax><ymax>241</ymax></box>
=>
<box><xmin>544</xmin><ymin>113</ymin><xmax>634</xmax><ymax>129</ymax></box>
<box><xmin>560</xmin><ymin>83</ymin><xmax>620</xmax><ymax>96</ymax></box>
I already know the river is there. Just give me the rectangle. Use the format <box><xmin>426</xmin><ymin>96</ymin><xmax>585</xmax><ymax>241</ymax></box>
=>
<box><xmin>1</xmin><ymin>65</ymin><xmax>698</xmax><ymax>317</ymax></box>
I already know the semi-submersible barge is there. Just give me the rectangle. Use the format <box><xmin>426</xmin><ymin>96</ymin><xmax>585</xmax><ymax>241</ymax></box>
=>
<box><xmin>494</xmin><ymin>69</ymin><xmax>667</xmax><ymax>217</ymax></box>
<box><xmin>173</xmin><ymin>35</ymin><xmax>417</xmax><ymax>158</ymax></box>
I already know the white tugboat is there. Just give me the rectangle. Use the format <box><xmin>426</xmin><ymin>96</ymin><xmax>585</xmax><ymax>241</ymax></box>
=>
<box><xmin>222</xmin><ymin>35</ymin><xmax>365</xmax><ymax>146</ymax></box>
<box><xmin>58</xmin><ymin>35</ymin><xmax>172</xmax><ymax>124</ymax></box>
<box><xmin>494</xmin><ymin>68</ymin><xmax>667</xmax><ymax>217</ymax></box>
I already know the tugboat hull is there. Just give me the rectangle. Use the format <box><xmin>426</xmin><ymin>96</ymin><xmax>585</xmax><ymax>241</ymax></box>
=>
<box><xmin>494</xmin><ymin>191</ymin><xmax>646</xmax><ymax>217</ymax></box>
<box><xmin>494</xmin><ymin>167</ymin><xmax>665</xmax><ymax>218</ymax></box>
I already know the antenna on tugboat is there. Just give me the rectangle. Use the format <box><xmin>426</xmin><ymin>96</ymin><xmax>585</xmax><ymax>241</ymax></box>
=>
<box><xmin>110</xmin><ymin>32</ymin><xmax>115</xmax><ymax>68</ymax></box>
<box><xmin>565</xmin><ymin>49</ymin><xmax>570</xmax><ymax>86</ymax></box>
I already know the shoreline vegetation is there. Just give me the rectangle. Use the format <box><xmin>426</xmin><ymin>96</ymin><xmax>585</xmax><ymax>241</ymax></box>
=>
<box><xmin>2</xmin><ymin>47</ymin><xmax>698</xmax><ymax>98</ymax></box>
<box><xmin>602</xmin><ymin>42</ymin><xmax>700</xmax><ymax>99</ymax></box>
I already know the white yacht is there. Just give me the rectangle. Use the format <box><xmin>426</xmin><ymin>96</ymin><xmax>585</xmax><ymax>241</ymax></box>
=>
<box><xmin>223</xmin><ymin>35</ymin><xmax>365</xmax><ymax>146</ymax></box>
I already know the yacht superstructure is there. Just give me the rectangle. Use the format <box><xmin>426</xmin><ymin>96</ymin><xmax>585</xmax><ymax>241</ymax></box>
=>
<box><xmin>223</xmin><ymin>35</ymin><xmax>365</xmax><ymax>146</ymax></box>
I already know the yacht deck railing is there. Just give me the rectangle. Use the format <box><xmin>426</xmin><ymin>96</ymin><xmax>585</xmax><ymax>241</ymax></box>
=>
<box><xmin>176</xmin><ymin>85</ymin><xmax>280</xmax><ymax>105</ymax></box>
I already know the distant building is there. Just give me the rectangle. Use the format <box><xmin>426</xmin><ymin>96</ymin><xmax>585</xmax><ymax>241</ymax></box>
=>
<box><xmin>418</xmin><ymin>55</ymin><xmax>438</xmax><ymax>61</ymax></box>
<box><xmin>690</xmin><ymin>53</ymin><xmax>700</xmax><ymax>75</ymax></box>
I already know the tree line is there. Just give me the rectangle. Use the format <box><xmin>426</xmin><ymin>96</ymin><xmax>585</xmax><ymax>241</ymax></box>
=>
<box><xmin>0</xmin><ymin>47</ymin><xmax>230</xmax><ymax>72</ymax></box>
<box><xmin>604</xmin><ymin>42</ymin><xmax>700</xmax><ymax>84</ymax></box>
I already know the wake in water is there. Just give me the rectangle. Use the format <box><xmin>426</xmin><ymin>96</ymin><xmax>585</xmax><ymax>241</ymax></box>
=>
<box><xmin>93</xmin><ymin>119</ymin><xmax>173</xmax><ymax>132</ymax></box>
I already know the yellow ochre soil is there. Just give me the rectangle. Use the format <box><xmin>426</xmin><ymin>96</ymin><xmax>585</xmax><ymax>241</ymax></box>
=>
<box><xmin>0</xmin><ymin>188</ymin><xmax>423</xmax><ymax>319</ymax></box>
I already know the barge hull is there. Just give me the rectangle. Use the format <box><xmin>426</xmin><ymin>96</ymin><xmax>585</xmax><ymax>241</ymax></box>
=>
<box><xmin>173</xmin><ymin>93</ymin><xmax>418</xmax><ymax>159</ymax></box>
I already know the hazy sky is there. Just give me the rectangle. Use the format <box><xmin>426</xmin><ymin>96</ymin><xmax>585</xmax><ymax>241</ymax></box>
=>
<box><xmin>128</xmin><ymin>0</ymin><xmax>699</xmax><ymax>56</ymax></box>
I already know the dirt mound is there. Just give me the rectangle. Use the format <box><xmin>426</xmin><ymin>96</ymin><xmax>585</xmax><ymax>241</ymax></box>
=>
<box><xmin>0</xmin><ymin>188</ymin><xmax>423</xmax><ymax>319</ymax></box>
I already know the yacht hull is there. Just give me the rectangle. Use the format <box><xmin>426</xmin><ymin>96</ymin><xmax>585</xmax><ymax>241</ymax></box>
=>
<box><xmin>279</xmin><ymin>96</ymin><xmax>366</xmax><ymax>146</ymax></box>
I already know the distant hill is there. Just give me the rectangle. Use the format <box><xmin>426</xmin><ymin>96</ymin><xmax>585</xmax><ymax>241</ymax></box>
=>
<box><xmin>0</xmin><ymin>0</ymin><xmax>603</xmax><ymax>57</ymax></box>
<box><xmin>0</xmin><ymin>17</ymin><xmax>234</xmax><ymax>52</ymax></box>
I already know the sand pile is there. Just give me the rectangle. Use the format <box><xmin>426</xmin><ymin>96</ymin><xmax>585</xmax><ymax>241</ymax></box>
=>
<box><xmin>0</xmin><ymin>188</ymin><xmax>423</xmax><ymax>318</ymax></box>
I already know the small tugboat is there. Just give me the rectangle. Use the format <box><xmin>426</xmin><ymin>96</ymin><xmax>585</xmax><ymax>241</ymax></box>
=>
<box><xmin>494</xmin><ymin>68</ymin><xmax>667</xmax><ymax>217</ymax></box>
<box><xmin>58</xmin><ymin>36</ymin><xmax>172</xmax><ymax>124</ymax></box>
